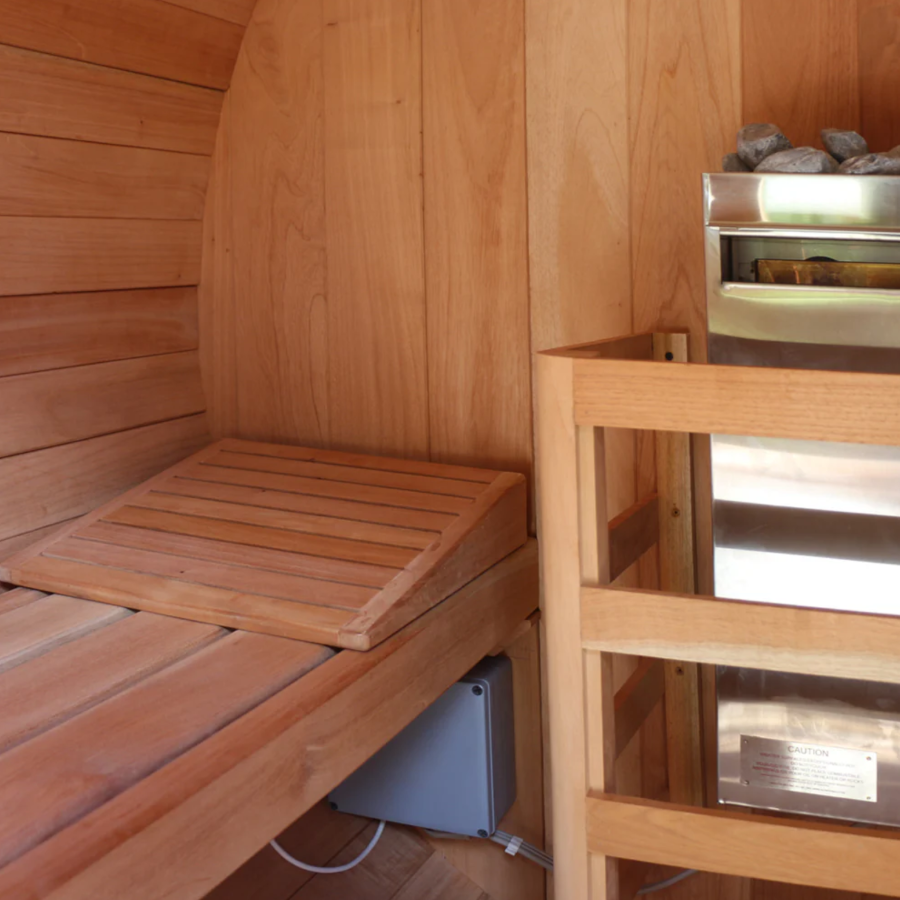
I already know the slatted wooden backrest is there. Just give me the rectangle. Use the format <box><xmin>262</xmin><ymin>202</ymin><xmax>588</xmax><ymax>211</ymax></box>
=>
<box><xmin>536</xmin><ymin>332</ymin><xmax>900</xmax><ymax>900</ymax></box>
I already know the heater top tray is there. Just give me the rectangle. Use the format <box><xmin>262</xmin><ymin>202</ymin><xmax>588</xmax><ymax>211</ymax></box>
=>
<box><xmin>0</xmin><ymin>439</ymin><xmax>527</xmax><ymax>650</ymax></box>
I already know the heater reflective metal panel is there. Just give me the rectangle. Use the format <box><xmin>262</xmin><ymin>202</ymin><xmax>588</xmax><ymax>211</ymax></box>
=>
<box><xmin>706</xmin><ymin>173</ymin><xmax>900</xmax><ymax>825</ymax></box>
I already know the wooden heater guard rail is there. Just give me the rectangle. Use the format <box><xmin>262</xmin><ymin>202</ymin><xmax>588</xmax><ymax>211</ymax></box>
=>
<box><xmin>536</xmin><ymin>331</ymin><xmax>900</xmax><ymax>900</ymax></box>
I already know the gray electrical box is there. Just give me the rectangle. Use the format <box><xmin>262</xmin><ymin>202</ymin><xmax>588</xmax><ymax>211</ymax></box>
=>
<box><xmin>328</xmin><ymin>656</ymin><xmax>516</xmax><ymax>837</ymax></box>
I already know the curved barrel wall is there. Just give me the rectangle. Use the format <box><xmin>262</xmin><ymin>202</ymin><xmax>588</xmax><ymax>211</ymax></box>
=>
<box><xmin>0</xmin><ymin>0</ymin><xmax>255</xmax><ymax>557</ymax></box>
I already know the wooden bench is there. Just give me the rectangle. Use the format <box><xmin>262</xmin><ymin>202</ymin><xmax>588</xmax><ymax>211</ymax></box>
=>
<box><xmin>0</xmin><ymin>441</ymin><xmax>537</xmax><ymax>899</ymax></box>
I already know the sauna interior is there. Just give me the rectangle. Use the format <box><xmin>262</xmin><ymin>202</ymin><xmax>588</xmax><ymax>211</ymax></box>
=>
<box><xmin>2</xmin><ymin>0</ymin><xmax>900</xmax><ymax>898</ymax></box>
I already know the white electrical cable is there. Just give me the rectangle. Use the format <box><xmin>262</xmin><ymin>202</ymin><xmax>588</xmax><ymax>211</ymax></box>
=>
<box><xmin>270</xmin><ymin>820</ymin><xmax>387</xmax><ymax>874</ymax></box>
<box><xmin>636</xmin><ymin>868</ymin><xmax>699</xmax><ymax>895</ymax></box>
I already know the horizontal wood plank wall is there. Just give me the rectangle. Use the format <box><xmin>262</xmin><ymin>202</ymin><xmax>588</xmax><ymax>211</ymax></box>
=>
<box><xmin>0</xmin><ymin>2</ymin><xmax>254</xmax><ymax>556</ymax></box>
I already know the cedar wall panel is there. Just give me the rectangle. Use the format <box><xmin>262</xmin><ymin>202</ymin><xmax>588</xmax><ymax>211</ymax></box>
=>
<box><xmin>197</xmin><ymin>1</ymin><xmax>896</xmax><ymax>898</ymax></box>
<box><xmin>0</xmin><ymin>3</ymin><xmax>254</xmax><ymax>552</ymax></box>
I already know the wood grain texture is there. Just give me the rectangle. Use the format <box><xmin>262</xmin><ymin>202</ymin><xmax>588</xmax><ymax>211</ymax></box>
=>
<box><xmin>77</xmin><ymin>520</ymin><xmax>400</xmax><ymax>589</ymax></box>
<box><xmin>0</xmin><ymin>589</ymin><xmax>45</xmax><ymax>616</ymax></box>
<box><xmin>0</xmin><ymin>630</ymin><xmax>330</xmax><ymax>869</ymax></box>
<box><xmin>134</xmin><ymin>490</ymin><xmax>438</xmax><ymax>549</ymax></box>
<box><xmin>0</xmin><ymin>352</ymin><xmax>205</xmax><ymax>458</ymax></box>
<box><xmin>0</xmin><ymin>44</ymin><xmax>222</xmax><ymax>154</ymax></box>
<box><xmin>0</xmin><ymin>521</ymin><xmax>74</xmax><ymax>562</ymax></box>
<box><xmin>0</xmin><ymin>0</ymin><xmax>243</xmax><ymax>89</ymax></box>
<box><xmin>162</xmin><ymin>0</ymin><xmax>258</xmax><ymax>26</ymax></box>
<box><xmin>0</xmin><ymin>613</ymin><xmax>222</xmax><ymax>752</ymax></box>
<box><xmin>0</xmin><ymin>288</ymin><xmax>199</xmax><ymax>378</ymax></box>
<box><xmin>525</xmin><ymin>0</ymin><xmax>631</xmax><ymax>352</ymax></box>
<box><xmin>588</xmin><ymin>795</ymin><xmax>900</xmax><ymax>896</ymax></box>
<box><xmin>582</xmin><ymin>584</ymin><xmax>900</xmax><ymax>686</ymax></box>
<box><xmin>0</xmin><ymin>594</ymin><xmax>129</xmax><ymax>674</ymax></box>
<box><xmin>322</xmin><ymin>0</ymin><xmax>428</xmax><ymax>457</ymax></box>
<box><xmin>207</xmin><ymin>448</ymin><xmax>484</xmax><ymax>497</ymax></box>
<box><xmin>0</xmin><ymin>133</ymin><xmax>208</xmax><ymax>219</ymax></box>
<box><xmin>160</xmin><ymin>475</ymin><xmax>456</xmax><ymax>532</ymax></box>
<box><xmin>423</xmin><ymin>0</ymin><xmax>531</xmax><ymax>476</ymax></box>
<box><xmin>0</xmin><ymin>218</ymin><xmax>201</xmax><ymax>296</ymax></box>
<box><xmin>630</xmin><ymin>0</ymin><xmax>741</xmax><ymax>338</ymax></box>
<box><xmin>571</xmin><ymin>357</ymin><xmax>900</xmax><ymax>446</ymax></box>
<box><xmin>534</xmin><ymin>354</ymin><xmax>591</xmax><ymax>900</ymax></box>
<box><xmin>46</xmin><ymin>537</ymin><xmax>377</xmax><ymax>609</ymax></box>
<box><xmin>0</xmin><ymin>544</ymin><xmax>537</xmax><ymax>900</ymax></box>
<box><xmin>200</xmin><ymin>0</ymin><xmax>328</xmax><ymax>443</ymax></box>
<box><xmin>742</xmin><ymin>0</ymin><xmax>860</xmax><ymax>148</ymax></box>
<box><xmin>0</xmin><ymin>416</ymin><xmax>209</xmax><ymax>545</ymax></box>
<box><xmin>859</xmin><ymin>0</ymin><xmax>900</xmax><ymax>152</ymax></box>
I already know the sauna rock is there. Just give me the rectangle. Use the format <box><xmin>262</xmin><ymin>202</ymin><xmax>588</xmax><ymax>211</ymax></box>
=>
<box><xmin>839</xmin><ymin>153</ymin><xmax>900</xmax><ymax>175</ymax></box>
<box><xmin>736</xmin><ymin>123</ymin><xmax>792</xmax><ymax>168</ymax></box>
<box><xmin>821</xmin><ymin>128</ymin><xmax>868</xmax><ymax>163</ymax></box>
<box><xmin>755</xmin><ymin>147</ymin><xmax>838</xmax><ymax>174</ymax></box>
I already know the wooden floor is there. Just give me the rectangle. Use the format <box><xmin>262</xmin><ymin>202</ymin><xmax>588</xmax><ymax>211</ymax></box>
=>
<box><xmin>208</xmin><ymin>801</ymin><xmax>494</xmax><ymax>900</ymax></box>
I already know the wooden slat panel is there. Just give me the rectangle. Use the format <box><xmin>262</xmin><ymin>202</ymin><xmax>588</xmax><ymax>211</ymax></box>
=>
<box><xmin>0</xmin><ymin>353</ymin><xmax>205</xmax><ymax>459</ymax></box>
<box><xmin>188</xmin><ymin>463</ymin><xmax>474</xmax><ymax>515</ymax></box>
<box><xmin>0</xmin><ymin>0</ymin><xmax>242</xmax><ymax>89</ymax></box>
<box><xmin>77</xmin><ymin>521</ymin><xmax>400</xmax><ymax>589</ymax></box>
<box><xmin>220</xmin><ymin>438</ymin><xmax>498</xmax><ymax>484</ymax></box>
<box><xmin>587</xmin><ymin>794</ymin><xmax>900</xmax><ymax>896</ymax></box>
<box><xmin>322</xmin><ymin>0</ymin><xmax>429</xmax><ymax>457</ymax></box>
<box><xmin>198</xmin><ymin>3</ymin><xmax>328</xmax><ymax>445</ymax></box>
<box><xmin>614</xmin><ymin>658</ymin><xmax>665</xmax><ymax>758</ymax></box>
<box><xmin>0</xmin><ymin>45</ymin><xmax>221</xmax><ymax>154</ymax></box>
<box><xmin>0</xmin><ymin>416</ymin><xmax>209</xmax><ymax>544</ymax></box>
<box><xmin>162</xmin><ymin>0</ymin><xmax>257</xmax><ymax>26</ymax></box>
<box><xmin>0</xmin><ymin>545</ymin><xmax>537</xmax><ymax>900</ymax></box>
<box><xmin>0</xmin><ymin>219</ymin><xmax>201</xmax><ymax>297</ymax></box>
<box><xmin>101</xmin><ymin>506</ymin><xmax>419</xmax><ymax>569</ymax></box>
<box><xmin>209</xmin><ymin>449</ymin><xmax>486</xmax><ymax>498</ymax></box>
<box><xmin>859</xmin><ymin>0</ymin><xmax>900</xmax><ymax>152</ymax></box>
<box><xmin>132</xmin><ymin>492</ymin><xmax>438</xmax><ymax>549</ymax></box>
<box><xmin>49</xmin><ymin>537</ymin><xmax>376</xmax><ymax>609</ymax></box>
<box><xmin>572</xmin><ymin>357</ymin><xmax>900</xmax><ymax>446</ymax></box>
<box><xmin>0</xmin><ymin>595</ymin><xmax>128</xmax><ymax>674</ymax></box>
<box><xmin>339</xmin><ymin>473</ymin><xmax>528</xmax><ymax>649</ymax></box>
<box><xmin>582</xmin><ymin>585</ymin><xmax>900</xmax><ymax>685</ymax></box>
<box><xmin>423</xmin><ymin>0</ymin><xmax>531</xmax><ymax>476</ymax></box>
<box><xmin>742</xmin><ymin>0</ymin><xmax>859</xmax><ymax>149</ymax></box>
<box><xmin>0</xmin><ymin>613</ymin><xmax>222</xmax><ymax>752</ymax></box>
<box><xmin>0</xmin><ymin>631</ymin><xmax>331</xmax><ymax>869</ymax></box>
<box><xmin>9</xmin><ymin>556</ymin><xmax>358</xmax><ymax>645</ymax></box>
<box><xmin>161</xmin><ymin>476</ymin><xmax>456</xmax><ymax>533</ymax></box>
<box><xmin>0</xmin><ymin>288</ymin><xmax>199</xmax><ymax>378</ymax></box>
<box><xmin>0</xmin><ymin>521</ymin><xmax>73</xmax><ymax>562</ymax></box>
<box><xmin>0</xmin><ymin>134</ymin><xmax>207</xmax><ymax>219</ymax></box>
<box><xmin>0</xmin><ymin>589</ymin><xmax>45</xmax><ymax>616</ymax></box>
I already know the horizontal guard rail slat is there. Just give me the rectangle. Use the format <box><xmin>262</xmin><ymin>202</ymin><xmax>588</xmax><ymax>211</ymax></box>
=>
<box><xmin>581</xmin><ymin>585</ymin><xmax>900</xmax><ymax>684</ymax></box>
<box><xmin>572</xmin><ymin>356</ymin><xmax>900</xmax><ymax>445</ymax></box>
<box><xmin>587</xmin><ymin>794</ymin><xmax>900</xmax><ymax>896</ymax></box>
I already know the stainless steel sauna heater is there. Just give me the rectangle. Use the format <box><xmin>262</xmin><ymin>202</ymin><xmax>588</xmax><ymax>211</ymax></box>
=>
<box><xmin>706</xmin><ymin>173</ymin><xmax>900</xmax><ymax>826</ymax></box>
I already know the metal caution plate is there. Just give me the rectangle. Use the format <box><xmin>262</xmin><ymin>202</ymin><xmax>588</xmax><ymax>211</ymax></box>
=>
<box><xmin>741</xmin><ymin>736</ymin><xmax>877</xmax><ymax>803</ymax></box>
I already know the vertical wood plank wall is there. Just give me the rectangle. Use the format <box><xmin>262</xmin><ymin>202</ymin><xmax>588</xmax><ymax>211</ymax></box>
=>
<box><xmin>199</xmin><ymin>3</ymin><xmax>900</xmax><ymax>900</ymax></box>
<box><xmin>0</xmin><ymin>1</ymin><xmax>259</xmax><ymax>559</ymax></box>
